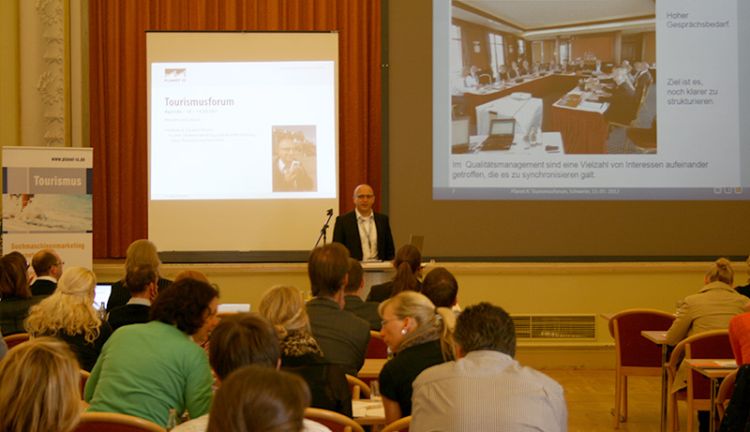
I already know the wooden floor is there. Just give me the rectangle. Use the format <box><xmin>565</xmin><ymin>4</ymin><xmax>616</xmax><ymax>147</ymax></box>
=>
<box><xmin>543</xmin><ymin>369</ymin><xmax>693</xmax><ymax>432</ymax></box>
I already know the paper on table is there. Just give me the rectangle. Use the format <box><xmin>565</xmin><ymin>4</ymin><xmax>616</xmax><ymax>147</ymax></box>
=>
<box><xmin>352</xmin><ymin>400</ymin><xmax>385</xmax><ymax>418</ymax></box>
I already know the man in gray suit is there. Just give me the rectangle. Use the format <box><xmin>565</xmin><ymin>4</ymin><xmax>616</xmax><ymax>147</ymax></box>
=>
<box><xmin>306</xmin><ymin>243</ymin><xmax>371</xmax><ymax>376</ymax></box>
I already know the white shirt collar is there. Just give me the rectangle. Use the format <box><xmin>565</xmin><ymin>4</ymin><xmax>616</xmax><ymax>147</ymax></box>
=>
<box><xmin>355</xmin><ymin>209</ymin><xmax>374</xmax><ymax>220</ymax></box>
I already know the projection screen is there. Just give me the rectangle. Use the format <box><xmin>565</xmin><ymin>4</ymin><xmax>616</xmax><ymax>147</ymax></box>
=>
<box><xmin>147</xmin><ymin>32</ymin><xmax>338</xmax><ymax>259</ymax></box>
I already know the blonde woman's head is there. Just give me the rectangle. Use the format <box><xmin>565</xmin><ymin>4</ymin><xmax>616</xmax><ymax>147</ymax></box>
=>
<box><xmin>378</xmin><ymin>291</ymin><xmax>455</xmax><ymax>358</ymax></box>
<box><xmin>706</xmin><ymin>257</ymin><xmax>734</xmax><ymax>285</ymax></box>
<box><xmin>0</xmin><ymin>337</ymin><xmax>81</xmax><ymax>432</ymax></box>
<box><xmin>258</xmin><ymin>285</ymin><xmax>311</xmax><ymax>339</ymax></box>
<box><xmin>25</xmin><ymin>266</ymin><xmax>101</xmax><ymax>344</ymax></box>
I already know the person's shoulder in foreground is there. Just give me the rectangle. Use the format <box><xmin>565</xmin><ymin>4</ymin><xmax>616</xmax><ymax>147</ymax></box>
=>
<box><xmin>410</xmin><ymin>302</ymin><xmax>568</xmax><ymax>432</ymax></box>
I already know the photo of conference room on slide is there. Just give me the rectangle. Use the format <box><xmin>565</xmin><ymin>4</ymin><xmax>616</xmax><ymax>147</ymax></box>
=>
<box><xmin>450</xmin><ymin>0</ymin><xmax>656</xmax><ymax>156</ymax></box>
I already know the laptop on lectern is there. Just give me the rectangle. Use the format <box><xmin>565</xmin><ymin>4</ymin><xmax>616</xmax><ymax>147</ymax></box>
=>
<box><xmin>481</xmin><ymin>118</ymin><xmax>515</xmax><ymax>151</ymax></box>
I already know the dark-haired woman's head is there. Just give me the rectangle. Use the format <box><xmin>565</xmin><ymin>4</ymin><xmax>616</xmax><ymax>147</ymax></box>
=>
<box><xmin>0</xmin><ymin>252</ymin><xmax>30</xmax><ymax>299</ymax></box>
<box><xmin>150</xmin><ymin>278</ymin><xmax>219</xmax><ymax>340</ymax></box>
<box><xmin>207</xmin><ymin>365</ymin><xmax>310</xmax><ymax>432</ymax></box>
<box><xmin>391</xmin><ymin>244</ymin><xmax>422</xmax><ymax>296</ymax></box>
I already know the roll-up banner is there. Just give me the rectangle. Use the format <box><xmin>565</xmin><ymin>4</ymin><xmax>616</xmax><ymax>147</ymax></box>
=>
<box><xmin>2</xmin><ymin>147</ymin><xmax>93</xmax><ymax>269</ymax></box>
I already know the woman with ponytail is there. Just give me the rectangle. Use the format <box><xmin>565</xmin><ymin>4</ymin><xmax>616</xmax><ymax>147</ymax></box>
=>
<box><xmin>665</xmin><ymin>258</ymin><xmax>750</xmax><ymax>345</ymax></box>
<box><xmin>378</xmin><ymin>291</ymin><xmax>456</xmax><ymax>424</ymax></box>
<box><xmin>367</xmin><ymin>244</ymin><xmax>423</xmax><ymax>303</ymax></box>
<box><xmin>258</xmin><ymin>285</ymin><xmax>351</xmax><ymax>417</ymax></box>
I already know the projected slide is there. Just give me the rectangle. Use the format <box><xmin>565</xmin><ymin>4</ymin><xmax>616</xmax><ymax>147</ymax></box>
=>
<box><xmin>147</xmin><ymin>32</ymin><xmax>339</xmax><ymax>254</ymax></box>
<box><xmin>151</xmin><ymin>61</ymin><xmax>335</xmax><ymax>200</ymax></box>
<box><xmin>433</xmin><ymin>0</ymin><xmax>749</xmax><ymax>200</ymax></box>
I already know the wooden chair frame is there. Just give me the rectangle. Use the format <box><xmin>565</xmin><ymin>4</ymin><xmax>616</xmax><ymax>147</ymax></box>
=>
<box><xmin>346</xmin><ymin>374</ymin><xmax>371</xmax><ymax>400</ymax></box>
<box><xmin>304</xmin><ymin>407</ymin><xmax>364</xmax><ymax>432</ymax></box>
<box><xmin>75</xmin><ymin>412</ymin><xmax>166</xmax><ymax>432</ymax></box>
<box><xmin>3</xmin><ymin>332</ymin><xmax>30</xmax><ymax>350</ymax></box>
<box><xmin>667</xmin><ymin>329</ymin><xmax>731</xmax><ymax>432</ymax></box>
<box><xmin>381</xmin><ymin>415</ymin><xmax>411</xmax><ymax>432</ymax></box>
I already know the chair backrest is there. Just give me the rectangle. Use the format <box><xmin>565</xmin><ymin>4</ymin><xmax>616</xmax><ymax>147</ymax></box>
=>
<box><xmin>366</xmin><ymin>331</ymin><xmax>388</xmax><ymax>359</ymax></box>
<box><xmin>609</xmin><ymin>309</ymin><xmax>674</xmax><ymax>368</ymax></box>
<box><xmin>3</xmin><ymin>332</ymin><xmax>30</xmax><ymax>350</ymax></box>
<box><xmin>346</xmin><ymin>374</ymin><xmax>371</xmax><ymax>400</ymax></box>
<box><xmin>304</xmin><ymin>407</ymin><xmax>364</xmax><ymax>432</ymax></box>
<box><xmin>716</xmin><ymin>368</ymin><xmax>737</xmax><ymax>419</ymax></box>
<box><xmin>381</xmin><ymin>416</ymin><xmax>411</xmax><ymax>432</ymax></box>
<box><xmin>684</xmin><ymin>330</ymin><xmax>733</xmax><ymax>399</ymax></box>
<box><xmin>79</xmin><ymin>369</ymin><xmax>91</xmax><ymax>399</ymax></box>
<box><xmin>74</xmin><ymin>412</ymin><xmax>166</xmax><ymax>432</ymax></box>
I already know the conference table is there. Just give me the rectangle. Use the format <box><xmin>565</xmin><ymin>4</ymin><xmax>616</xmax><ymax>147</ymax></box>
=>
<box><xmin>551</xmin><ymin>88</ymin><xmax>610</xmax><ymax>154</ymax></box>
<box><xmin>459</xmin><ymin>72</ymin><xmax>616</xmax><ymax>154</ymax></box>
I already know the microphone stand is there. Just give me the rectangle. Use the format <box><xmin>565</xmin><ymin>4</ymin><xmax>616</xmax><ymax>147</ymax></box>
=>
<box><xmin>314</xmin><ymin>209</ymin><xmax>334</xmax><ymax>248</ymax></box>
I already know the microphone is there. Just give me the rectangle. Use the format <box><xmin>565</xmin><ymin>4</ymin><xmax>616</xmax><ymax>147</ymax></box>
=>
<box><xmin>326</xmin><ymin>208</ymin><xmax>333</xmax><ymax>216</ymax></box>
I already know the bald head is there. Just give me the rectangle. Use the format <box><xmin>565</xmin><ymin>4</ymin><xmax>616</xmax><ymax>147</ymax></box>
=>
<box><xmin>353</xmin><ymin>184</ymin><xmax>375</xmax><ymax>216</ymax></box>
<box><xmin>31</xmin><ymin>248</ymin><xmax>63</xmax><ymax>279</ymax></box>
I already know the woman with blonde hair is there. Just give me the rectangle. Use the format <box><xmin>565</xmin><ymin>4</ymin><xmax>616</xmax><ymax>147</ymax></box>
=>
<box><xmin>258</xmin><ymin>285</ymin><xmax>351</xmax><ymax>416</ymax></box>
<box><xmin>0</xmin><ymin>337</ymin><xmax>82</xmax><ymax>432</ymax></box>
<box><xmin>378</xmin><ymin>291</ymin><xmax>456</xmax><ymax>424</ymax></box>
<box><xmin>665</xmin><ymin>257</ymin><xmax>750</xmax><ymax>345</ymax></box>
<box><xmin>107</xmin><ymin>239</ymin><xmax>173</xmax><ymax>311</ymax></box>
<box><xmin>25</xmin><ymin>266</ymin><xmax>113</xmax><ymax>371</ymax></box>
<box><xmin>367</xmin><ymin>244</ymin><xmax>422</xmax><ymax>302</ymax></box>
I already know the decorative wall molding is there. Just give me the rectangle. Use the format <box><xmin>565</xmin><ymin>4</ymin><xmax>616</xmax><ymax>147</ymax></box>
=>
<box><xmin>35</xmin><ymin>0</ymin><xmax>66</xmax><ymax>147</ymax></box>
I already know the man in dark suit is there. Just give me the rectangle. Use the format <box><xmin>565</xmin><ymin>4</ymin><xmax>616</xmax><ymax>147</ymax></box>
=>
<box><xmin>107</xmin><ymin>265</ymin><xmax>158</xmax><ymax>331</ymax></box>
<box><xmin>343</xmin><ymin>259</ymin><xmax>381</xmax><ymax>330</ymax></box>
<box><xmin>306</xmin><ymin>243</ymin><xmax>370</xmax><ymax>376</ymax></box>
<box><xmin>332</xmin><ymin>184</ymin><xmax>395</xmax><ymax>261</ymax></box>
<box><xmin>30</xmin><ymin>248</ymin><xmax>63</xmax><ymax>295</ymax></box>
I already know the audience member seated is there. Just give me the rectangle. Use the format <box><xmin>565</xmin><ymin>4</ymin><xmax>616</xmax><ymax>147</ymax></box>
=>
<box><xmin>378</xmin><ymin>291</ymin><xmax>456</xmax><ymax>424</ymax></box>
<box><xmin>666</xmin><ymin>258</ymin><xmax>750</xmax><ymax>346</ymax></box>
<box><xmin>497</xmin><ymin>64</ymin><xmax>510</xmax><ymax>82</ymax></box>
<box><xmin>0</xmin><ymin>337</ymin><xmax>82</xmax><ymax>432</ymax></box>
<box><xmin>421</xmin><ymin>267</ymin><xmax>459</xmax><ymax>309</ymax></box>
<box><xmin>462</xmin><ymin>65</ymin><xmax>479</xmax><ymax>89</ymax></box>
<box><xmin>367</xmin><ymin>244</ymin><xmax>423</xmax><ymax>303</ymax></box>
<box><xmin>343</xmin><ymin>259</ymin><xmax>381</xmax><ymax>330</ymax></box>
<box><xmin>519</xmin><ymin>60</ymin><xmax>530</xmax><ymax>76</ymax></box>
<box><xmin>85</xmin><ymin>278</ymin><xmax>218</xmax><ymax>427</ymax></box>
<box><xmin>730</xmin><ymin>311</ymin><xmax>750</xmax><ymax>365</ymax></box>
<box><xmin>107</xmin><ymin>264</ymin><xmax>158</xmax><ymax>331</ymax></box>
<box><xmin>411</xmin><ymin>302</ymin><xmax>567</xmax><ymax>432</ymax></box>
<box><xmin>29</xmin><ymin>248</ymin><xmax>63</xmax><ymax>295</ymax></box>
<box><xmin>666</xmin><ymin>257</ymin><xmax>750</xmax><ymax>431</ymax></box>
<box><xmin>306</xmin><ymin>243</ymin><xmax>370</xmax><ymax>377</ymax></box>
<box><xmin>174</xmin><ymin>313</ymin><xmax>330</xmax><ymax>432</ymax></box>
<box><xmin>0</xmin><ymin>252</ymin><xmax>40</xmax><ymax>335</ymax></box>
<box><xmin>508</xmin><ymin>61</ymin><xmax>520</xmax><ymax>79</ymax></box>
<box><xmin>25</xmin><ymin>266</ymin><xmax>113</xmax><ymax>371</ymax></box>
<box><xmin>735</xmin><ymin>254</ymin><xmax>750</xmax><ymax>298</ymax></box>
<box><xmin>633</xmin><ymin>61</ymin><xmax>653</xmax><ymax>100</ymax></box>
<box><xmin>207</xmin><ymin>365</ymin><xmax>312</xmax><ymax>432</ymax></box>
<box><xmin>259</xmin><ymin>285</ymin><xmax>351</xmax><ymax>416</ymax></box>
<box><xmin>107</xmin><ymin>239</ymin><xmax>172</xmax><ymax>311</ymax></box>
<box><xmin>604</xmin><ymin>67</ymin><xmax>638</xmax><ymax>125</ymax></box>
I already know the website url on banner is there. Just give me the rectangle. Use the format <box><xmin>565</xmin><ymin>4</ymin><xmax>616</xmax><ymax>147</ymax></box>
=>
<box><xmin>11</xmin><ymin>242</ymin><xmax>86</xmax><ymax>251</ymax></box>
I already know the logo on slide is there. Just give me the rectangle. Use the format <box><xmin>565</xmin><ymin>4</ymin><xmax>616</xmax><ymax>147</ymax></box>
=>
<box><xmin>164</xmin><ymin>68</ymin><xmax>187</xmax><ymax>82</ymax></box>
